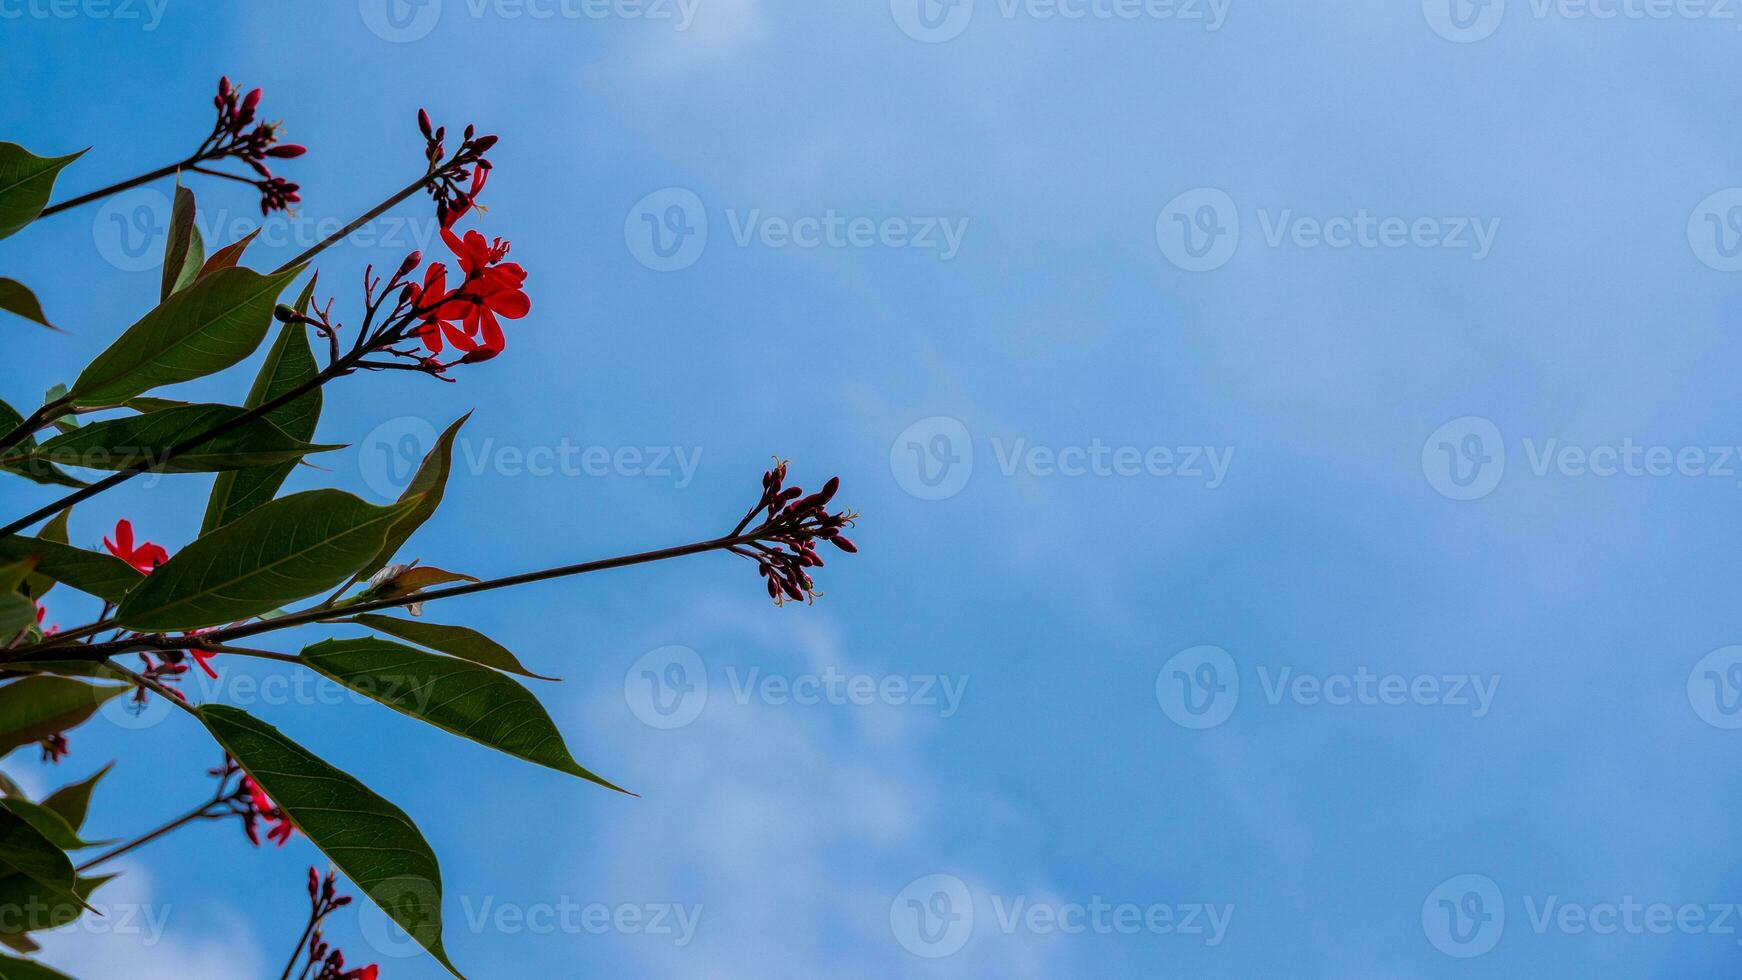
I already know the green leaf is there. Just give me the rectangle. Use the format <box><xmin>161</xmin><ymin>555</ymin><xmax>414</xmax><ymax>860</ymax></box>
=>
<box><xmin>0</xmin><ymin>400</ymin><xmax>84</xmax><ymax>490</ymax></box>
<box><xmin>196</xmin><ymin>705</ymin><xmax>463</xmax><ymax>978</ymax></box>
<box><xmin>40</xmin><ymin>764</ymin><xmax>109</xmax><ymax>833</ymax></box>
<box><xmin>0</xmin><ymin>952</ymin><xmax>76</xmax><ymax>978</ymax></box>
<box><xmin>0</xmin><ymin>536</ymin><xmax>140</xmax><ymax>605</ymax></box>
<box><xmin>203</xmin><ymin>278</ymin><xmax>322</xmax><ymax>532</ymax></box>
<box><xmin>347</xmin><ymin>614</ymin><xmax>557</xmax><ymax>681</ymax></box>
<box><xmin>0</xmin><ymin>594</ymin><xmax>31</xmax><ymax>638</ymax></box>
<box><xmin>301</xmin><ymin>638</ymin><xmax>620</xmax><ymax>792</ymax></box>
<box><xmin>0</xmin><ymin>679</ymin><xmax>126</xmax><ymax>759</ymax></box>
<box><xmin>352</xmin><ymin>413</ymin><xmax>469</xmax><ymax>586</ymax></box>
<box><xmin>18</xmin><ymin>511</ymin><xmax>67</xmax><ymax>602</ymax></box>
<box><xmin>160</xmin><ymin>185</ymin><xmax>202</xmax><ymax>301</ymax></box>
<box><xmin>0</xmin><ymin>801</ymin><xmax>105</xmax><ymax>852</ymax></box>
<box><xmin>0</xmin><ymin>280</ymin><xmax>57</xmax><ymax>332</ymax></box>
<box><xmin>29</xmin><ymin>404</ymin><xmax>341</xmax><ymax>473</ymax></box>
<box><xmin>114</xmin><ymin>490</ymin><xmax>420</xmax><ymax>631</ymax></box>
<box><xmin>67</xmin><ymin>264</ymin><xmax>304</xmax><ymax>408</ymax></box>
<box><xmin>0</xmin><ymin>144</ymin><xmax>83</xmax><ymax>242</ymax></box>
<box><xmin>0</xmin><ymin>806</ymin><xmax>92</xmax><ymax>933</ymax></box>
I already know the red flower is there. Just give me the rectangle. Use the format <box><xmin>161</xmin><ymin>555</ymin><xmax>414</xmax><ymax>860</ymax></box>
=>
<box><xmin>242</xmin><ymin>777</ymin><xmax>295</xmax><ymax>846</ymax></box>
<box><xmin>412</xmin><ymin>227</ymin><xmax>529</xmax><ymax>362</ymax></box>
<box><xmin>104</xmin><ymin>519</ymin><xmax>168</xmax><ymax>573</ymax></box>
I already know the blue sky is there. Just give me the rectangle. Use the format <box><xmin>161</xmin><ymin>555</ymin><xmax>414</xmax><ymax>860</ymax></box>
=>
<box><xmin>5</xmin><ymin>1</ymin><xmax>1742</xmax><ymax>976</ymax></box>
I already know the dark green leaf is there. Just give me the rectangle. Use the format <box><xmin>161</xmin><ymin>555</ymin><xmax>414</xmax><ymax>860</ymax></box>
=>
<box><xmin>0</xmin><ymin>806</ymin><xmax>91</xmax><ymax>932</ymax></box>
<box><xmin>40</xmin><ymin>764</ymin><xmax>109</xmax><ymax>833</ymax></box>
<box><xmin>302</xmin><ymin>638</ymin><xmax>620</xmax><ymax>792</ymax></box>
<box><xmin>0</xmin><ymin>144</ymin><xmax>83</xmax><ymax>242</ymax></box>
<box><xmin>0</xmin><ymin>594</ymin><xmax>30</xmax><ymax>638</ymax></box>
<box><xmin>197</xmin><ymin>705</ymin><xmax>463</xmax><ymax>977</ymax></box>
<box><xmin>0</xmin><ymin>536</ymin><xmax>140</xmax><ymax>605</ymax></box>
<box><xmin>0</xmin><ymin>400</ymin><xmax>84</xmax><ymax>490</ymax></box>
<box><xmin>30</xmin><ymin>404</ymin><xmax>340</xmax><ymax>473</ymax></box>
<box><xmin>0</xmin><ymin>679</ymin><xmax>126</xmax><ymax>758</ymax></box>
<box><xmin>348</xmin><ymin>614</ymin><xmax>557</xmax><ymax>681</ymax></box>
<box><xmin>18</xmin><ymin>511</ymin><xmax>66</xmax><ymax>602</ymax></box>
<box><xmin>160</xmin><ymin>185</ymin><xmax>201</xmax><ymax>301</ymax></box>
<box><xmin>0</xmin><ymin>280</ymin><xmax>57</xmax><ymax>332</ymax></box>
<box><xmin>67</xmin><ymin>264</ymin><xmax>304</xmax><ymax>408</ymax></box>
<box><xmin>115</xmin><ymin>490</ymin><xmax>420</xmax><ymax>631</ymax></box>
<box><xmin>0</xmin><ymin>951</ymin><xmax>76</xmax><ymax>978</ymax></box>
<box><xmin>0</xmin><ymin>801</ymin><xmax>105</xmax><ymax>851</ymax></box>
<box><xmin>352</xmin><ymin>413</ymin><xmax>469</xmax><ymax>585</ymax></box>
<box><xmin>203</xmin><ymin>278</ymin><xmax>322</xmax><ymax>532</ymax></box>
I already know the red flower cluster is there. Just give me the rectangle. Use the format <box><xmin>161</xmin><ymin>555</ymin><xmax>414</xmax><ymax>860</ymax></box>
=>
<box><xmin>103</xmin><ymin>518</ymin><xmax>167</xmax><ymax>573</ymax></box>
<box><xmin>207</xmin><ymin>77</ymin><xmax>305</xmax><ymax>215</ymax></box>
<box><xmin>300</xmin><ymin>868</ymin><xmax>378</xmax><ymax>980</ymax></box>
<box><xmin>418</xmin><ymin>108</ymin><xmax>496</xmax><ymax>228</ymax></box>
<box><xmin>732</xmin><ymin>462</ymin><xmax>858</xmax><ymax>605</ymax></box>
<box><xmin>412</xmin><ymin>226</ymin><xmax>529</xmax><ymax>363</ymax></box>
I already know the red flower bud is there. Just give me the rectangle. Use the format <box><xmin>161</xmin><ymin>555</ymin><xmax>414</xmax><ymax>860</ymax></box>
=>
<box><xmin>830</xmin><ymin>535</ymin><xmax>858</xmax><ymax>553</ymax></box>
<box><xmin>470</xmin><ymin>134</ymin><xmax>498</xmax><ymax>154</ymax></box>
<box><xmin>242</xmin><ymin>87</ymin><xmax>262</xmax><ymax>112</ymax></box>
<box><xmin>264</xmin><ymin>143</ymin><xmax>306</xmax><ymax>158</ymax></box>
<box><xmin>418</xmin><ymin>108</ymin><xmax>433</xmax><ymax>138</ymax></box>
<box><xmin>397</xmin><ymin>250</ymin><xmax>423</xmax><ymax>277</ymax></box>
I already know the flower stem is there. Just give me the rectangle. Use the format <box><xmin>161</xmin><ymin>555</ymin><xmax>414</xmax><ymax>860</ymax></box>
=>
<box><xmin>14</xmin><ymin>528</ymin><xmax>773</xmax><ymax>663</ymax></box>
<box><xmin>37</xmin><ymin>159</ymin><xmax>196</xmax><ymax>219</ymax></box>
<box><xmin>273</xmin><ymin>169</ymin><xmax>434</xmax><ymax>276</ymax></box>
<box><xmin>76</xmin><ymin>795</ymin><xmax>219</xmax><ymax>872</ymax></box>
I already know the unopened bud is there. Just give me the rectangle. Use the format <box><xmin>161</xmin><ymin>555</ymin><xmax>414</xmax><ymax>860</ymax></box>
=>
<box><xmin>264</xmin><ymin>144</ymin><xmax>306</xmax><ymax>158</ymax></box>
